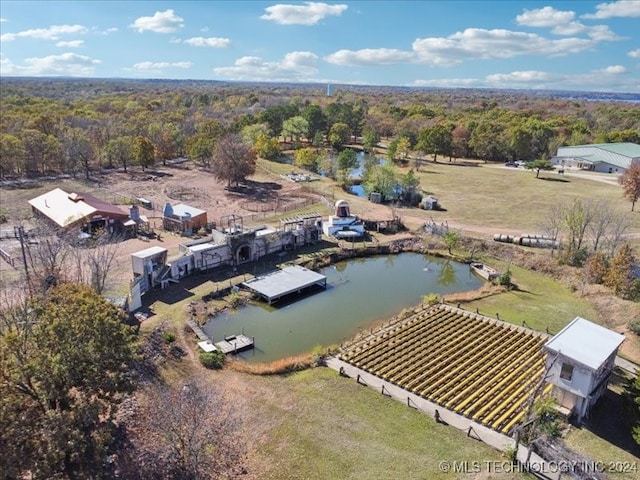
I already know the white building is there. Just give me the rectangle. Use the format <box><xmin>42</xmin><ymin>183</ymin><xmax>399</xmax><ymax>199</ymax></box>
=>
<box><xmin>551</xmin><ymin>142</ymin><xmax>640</xmax><ymax>174</ymax></box>
<box><xmin>544</xmin><ymin>317</ymin><xmax>625</xmax><ymax>422</ymax></box>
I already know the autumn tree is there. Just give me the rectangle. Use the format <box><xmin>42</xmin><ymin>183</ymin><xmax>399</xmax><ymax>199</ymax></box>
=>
<box><xmin>603</xmin><ymin>244</ymin><xmax>638</xmax><ymax>299</ymax></box>
<box><xmin>253</xmin><ymin>133</ymin><xmax>281</xmax><ymax>160</ymax></box>
<box><xmin>294</xmin><ymin>147</ymin><xmax>321</xmax><ymax>172</ymax></box>
<box><xmin>619</xmin><ymin>162</ymin><xmax>640</xmax><ymax>211</ymax></box>
<box><xmin>102</xmin><ymin>135</ymin><xmax>134</xmax><ymax>172</ymax></box>
<box><xmin>0</xmin><ymin>283</ymin><xmax>137</xmax><ymax>479</ymax></box>
<box><xmin>133</xmin><ymin>135</ymin><xmax>155</xmax><ymax>170</ymax></box>
<box><xmin>211</xmin><ymin>133</ymin><xmax>256</xmax><ymax>187</ymax></box>
<box><xmin>328</xmin><ymin>122</ymin><xmax>351</xmax><ymax>149</ymax></box>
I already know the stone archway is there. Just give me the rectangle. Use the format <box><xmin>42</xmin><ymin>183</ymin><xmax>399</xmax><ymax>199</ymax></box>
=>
<box><xmin>236</xmin><ymin>244</ymin><xmax>252</xmax><ymax>264</ymax></box>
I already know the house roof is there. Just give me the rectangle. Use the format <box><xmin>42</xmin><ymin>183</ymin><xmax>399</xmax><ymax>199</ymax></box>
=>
<box><xmin>28</xmin><ymin>188</ymin><xmax>96</xmax><ymax>227</ymax></box>
<box><xmin>171</xmin><ymin>203</ymin><xmax>206</xmax><ymax>218</ymax></box>
<box><xmin>131</xmin><ymin>246</ymin><xmax>168</xmax><ymax>259</ymax></box>
<box><xmin>544</xmin><ymin>317</ymin><xmax>625</xmax><ymax>370</ymax></box>
<box><xmin>29</xmin><ymin>187</ymin><xmax>127</xmax><ymax>228</ymax></box>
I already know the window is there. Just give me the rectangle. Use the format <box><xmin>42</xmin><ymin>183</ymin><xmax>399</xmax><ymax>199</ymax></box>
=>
<box><xmin>560</xmin><ymin>363</ymin><xmax>574</xmax><ymax>381</ymax></box>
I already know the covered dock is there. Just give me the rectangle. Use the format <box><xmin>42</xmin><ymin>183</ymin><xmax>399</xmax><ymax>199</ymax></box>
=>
<box><xmin>242</xmin><ymin>265</ymin><xmax>327</xmax><ymax>304</ymax></box>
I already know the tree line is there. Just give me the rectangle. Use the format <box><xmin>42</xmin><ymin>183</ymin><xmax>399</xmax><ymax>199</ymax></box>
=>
<box><xmin>1</xmin><ymin>79</ymin><xmax>639</xmax><ymax>180</ymax></box>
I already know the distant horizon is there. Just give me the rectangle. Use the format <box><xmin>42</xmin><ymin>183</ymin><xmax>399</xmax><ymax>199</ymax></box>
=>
<box><xmin>3</xmin><ymin>75</ymin><xmax>640</xmax><ymax>101</ymax></box>
<box><xmin>1</xmin><ymin>1</ymin><xmax>638</xmax><ymax>93</ymax></box>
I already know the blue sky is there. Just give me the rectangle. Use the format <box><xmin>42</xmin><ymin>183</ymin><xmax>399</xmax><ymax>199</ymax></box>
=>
<box><xmin>1</xmin><ymin>1</ymin><xmax>638</xmax><ymax>92</ymax></box>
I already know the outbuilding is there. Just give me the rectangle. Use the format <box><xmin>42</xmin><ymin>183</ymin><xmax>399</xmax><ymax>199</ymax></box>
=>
<box><xmin>29</xmin><ymin>187</ymin><xmax>129</xmax><ymax>233</ymax></box>
<box><xmin>543</xmin><ymin>317</ymin><xmax>625</xmax><ymax>422</ymax></box>
<box><xmin>163</xmin><ymin>202</ymin><xmax>208</xmax><ymax>235</ymax></box>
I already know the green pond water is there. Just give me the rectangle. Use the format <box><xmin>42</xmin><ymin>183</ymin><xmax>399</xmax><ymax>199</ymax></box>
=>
<box><xmin>203</xmin><ymin>253</ymin><xmax>483</xmax><ymax>363</ymax></box>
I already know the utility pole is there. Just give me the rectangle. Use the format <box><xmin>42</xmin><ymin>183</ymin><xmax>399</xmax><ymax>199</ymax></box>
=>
<box><xmin>17</xmin><ymin>225</ymin><xmax>32</xmax><ymax>297</ymax></box>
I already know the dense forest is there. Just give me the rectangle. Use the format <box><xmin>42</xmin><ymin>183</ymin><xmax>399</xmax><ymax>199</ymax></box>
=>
<box><xmin>1</xmin><ymin>78</ymin><xmax>639</xmax><ymax>180</ymax></box>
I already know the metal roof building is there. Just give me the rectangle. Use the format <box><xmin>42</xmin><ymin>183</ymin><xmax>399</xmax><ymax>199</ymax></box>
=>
<box><xmin>29</xmin><ymin>187</ymin><xmax>128</xmax><ymax>228</ymax></box>
<box><xmin>552</xmin><ymin>142</ymin><xmax>640</xmax><ymax>174</ymax></box>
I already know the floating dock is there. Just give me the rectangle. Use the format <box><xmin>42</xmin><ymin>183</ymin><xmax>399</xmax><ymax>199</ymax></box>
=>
<box><xmin>214</xmin><ymin>334</ymin><xmax>255</xmax><ymax>354</ymax></box>
<box><xmin>242</xmin><ymin>264</ymin><xmax>327</xmax><ymax>304</ymax></box>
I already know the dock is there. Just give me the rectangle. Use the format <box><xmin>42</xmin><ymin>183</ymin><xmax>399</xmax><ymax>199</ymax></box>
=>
<box><xmin>214</xmin><ymin>334</ymin><xmax>254</xmax><ymax>354</ymax></box>
<box><xmin>242</xmin><ymin>264</ymin><xmax>327</xmax><ymax>305</ymax></box>
<box><xmin>186</xmin><ymin>317</ymin><xmax>209</xmax><ymax>341</ymax></box>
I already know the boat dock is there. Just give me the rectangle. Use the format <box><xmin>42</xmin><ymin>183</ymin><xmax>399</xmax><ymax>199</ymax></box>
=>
<box><xmin>214</xmin><ymin>334</ymin><xmax>254</xmax><ymax>354</ymax></box>
<box><xmin>188</xmin><ymin>318</ymin><xmax>254</xmax><ymax>354</ymax></box>
<box><xmin>242</xmin><ymin>264</ymin><xmax>327</xmax><ymax>304</ymax></box>
<box><xmin>186</xmin><ymin>317</ymin><xmax>209</xmax><ymax>341</ymax></box>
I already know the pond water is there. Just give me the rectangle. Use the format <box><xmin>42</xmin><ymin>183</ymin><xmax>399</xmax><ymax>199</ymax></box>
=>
<box><xmin>349</xmin><ymin>151</ymin><xmax>384</xmax><ymax>197</ymax></box>
<box><xmin>203</xmin><ymin>253</ymin><xmax>483</xmax><ymax>363</ymax></box>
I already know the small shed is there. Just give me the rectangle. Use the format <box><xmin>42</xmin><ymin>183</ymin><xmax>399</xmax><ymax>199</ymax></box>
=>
<box><xmin>544</xmin><ymin>317</ymin><xmax>624</xmax><ymax>422</ymax></box>
<box><xmin>163</xmin><ymin>203</ymin><xmax>208</xmax><ymax>235</ymax></box>
<box><xmin>421</xmin><ymin>196</ymin><xmax>439</xmax><ymax>210</ymax></box>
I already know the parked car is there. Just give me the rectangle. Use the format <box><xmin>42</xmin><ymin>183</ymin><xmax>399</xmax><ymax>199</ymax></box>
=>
<box><xmin>504</xmin><ymin>161</ymin><xmax>517</xmax><ymax>167</ymax></box>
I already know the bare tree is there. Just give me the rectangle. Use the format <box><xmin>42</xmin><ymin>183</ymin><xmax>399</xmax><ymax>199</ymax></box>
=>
<box><xmin>130</xmin><ymin>379</ymin><xmax>246</xmax><ymax>480</ymax></box>
<box><xmin>68</xmin><ymin>233</ymin><xmax>122</xmax><ymax>294</ymax></box>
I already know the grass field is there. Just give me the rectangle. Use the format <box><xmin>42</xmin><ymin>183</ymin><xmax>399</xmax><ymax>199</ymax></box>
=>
<box><xmin>412</xmin><ymin>162</ymin><xmax>639</xmax><ymax>236</ymax></box>
<box><xmin>245</xmin><ymin>367</ymin><xmax>530</xmax><ymax>480</ymax></box>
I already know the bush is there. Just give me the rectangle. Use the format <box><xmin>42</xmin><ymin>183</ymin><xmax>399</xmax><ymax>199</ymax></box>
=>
<box><xmin>630</xmin><ymin>318</ymin><xmax>640</xmax><ymax>336</ymax></box>
<box><xmin>162</xmin><ymin>331</ymin><xmax>176</xmax><ymax>343</ymax></box>
<box><xmin>199</xmin><ymin>351</ymin><xmax>226</xmax><ymax>369</ymax></box>
<box><xmin>422</xmin><ymin>293</ymin><xmax>440</xmax><ymax>306</ymax></box>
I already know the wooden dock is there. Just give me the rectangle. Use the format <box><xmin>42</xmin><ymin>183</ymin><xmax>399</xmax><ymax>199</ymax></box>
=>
<box><xmin>214</xmin><ymin>334</ymin><xmax>254</xmax><ymax>354</ymax></box>
<box><xmin>186</xmin><ymin>317</ymin><xmax>209</xmax><ymax>341</ymax></box>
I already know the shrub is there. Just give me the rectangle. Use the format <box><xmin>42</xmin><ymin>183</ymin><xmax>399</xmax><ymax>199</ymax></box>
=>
<box><xmin>630</xmin><ymin>318</ymin><xmax>640</xmax><ymax>336</ymax></box>
<box><xmin>199</xmin><ymin>351</ymin><xmax>226</xmax><ymax>369</ymax></box>
<box><xmin>162</xmin><ymin>331</ymin><xmax>176</xmax><ymax>343</ymax></box>
<box><xmin>422</xmin><ymin>293</ymin><xmax>440</xmax><ymax>306</ymax></box>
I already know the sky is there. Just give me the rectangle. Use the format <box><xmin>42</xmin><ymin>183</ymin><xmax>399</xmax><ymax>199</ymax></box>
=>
<box><xmin>0</xmin><ymin>1</ymin><xmax>639</xmax><ymax>92</ymax></box>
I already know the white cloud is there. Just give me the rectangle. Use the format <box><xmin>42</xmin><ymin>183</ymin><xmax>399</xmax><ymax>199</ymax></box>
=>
<box><xmin>1</xmin><ymin>24</ymin><xmax>87</xmax><ymax>42</ymax></box>
<box><xmin>0</xmin><ymin>18</ymin><xmax>7</xmax><ymax>23</ymax></box>
<box><xmin>56</xmin><ymin>40</ymin><xmax>83</xmax><ymax>48</ymax></box>
<box><xmin>551</xmin><ymin>21</ymin><xmax>586</xmax><ymax>35</ymax></box>
<box><xmin>1</xmin><ymin>52</ymin><xmax>100</xmax><ymax>76</ymax></box>
<box><xmin>260</xmin><ymin>2</ymin><xmax>347</xmax><ymax>25</ymax></box>
<box><xmin>182</xmin><ymin>37</ymin><xmax>231</xmax><ymax>48</ymax></box>
<box><xmin>412</xmin><ymin>28</ymin><xmax>594</xmax><ymax>65</ymax></box>
<box><xmin>94</xmin><ymin>27</ymin><xmax>118</xmax><ymax>36</ymax></box>
<box><xmin>132</xmin><ymin>61</ymin><xmax>192</xmax><ymax>71</ymax></box>
<box><xmin>325</xmin><ymin>48</ymin><xmax>415</xmax><ymax>66</ymax></box>
<box><xmin>130</xmin><ymin>9</ymin><xmax>184</xmax><ymax>33</ymax></box>
<box><xmin>486</xmin><ymin>70</ymin><xmax>558</xmax><ymax>83</ymax></box>
<box><xmin>586</xmin><ymin>24</ymin><xmax>621</xmax><ymax>41</ymax></box>
<box><xmin>213</xmin><ymin>51</ymin><xmax>319</xmax><ymax>81</ymax></box>
<box><xmin>414</xmin><ymin>65</ymin><xmax>638</xmax><ymax>92</ymax></box>
<box><xmin>582</xmin><ymin>0</ymin><xmax>640</xmax><ymax>19</ymax></box>
<box><xmin>628</xmin><ymin>48</ymin><xmax>640</xmax><ymax>58</ymax></box>
<box><xmin>600</xmin><ymin>65</ymin><xmax>627</xmax><ymax>74</ymax></box>
<box><xmin>516</xmin><ymin>7</ymin><xmax>575</xmax><ymax>27</ymax></box>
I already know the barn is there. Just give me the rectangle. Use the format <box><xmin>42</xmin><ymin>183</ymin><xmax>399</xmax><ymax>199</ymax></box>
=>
<box><xmin>29</xmin><ymin>187</ymin><xmax>129</xmax><ymax>234</ymax></box>
<box><xmin>551</xmin><ymin>142</ymin><xmax>640</xmax><ymax>174</ymax></box>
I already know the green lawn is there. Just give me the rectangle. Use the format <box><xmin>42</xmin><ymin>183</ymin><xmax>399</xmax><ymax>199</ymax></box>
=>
<box><xmin>464</xmin><ymin>262</ymin><xmax>598</xmax><ymax>335</ymax></box>
<box><xmin>412</xmin><ymin>163</ymin><xmax>639</xmax><ymax>235</ymax></box>
<box><xmin>248</xmin><ymin>367</ymin><xmax>530</xmax><ymax>480</ymax></box>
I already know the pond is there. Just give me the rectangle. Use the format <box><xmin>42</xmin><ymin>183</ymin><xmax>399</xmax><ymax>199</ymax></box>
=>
<box><xmin>203</xmin><ymin>253</ymin><xmax>483</xmax><ymax>363</ymax></box>
<box><xmin>349</xmin><ymin>151</ymin><xmax>385</xmax><ymax>197</ymax></box>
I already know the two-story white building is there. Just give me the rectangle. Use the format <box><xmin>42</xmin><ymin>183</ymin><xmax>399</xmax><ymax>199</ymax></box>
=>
<box><xmin>544</xmin><ymin>317</ymin><xmax>625</xmax><ymax>422</ymax></box>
